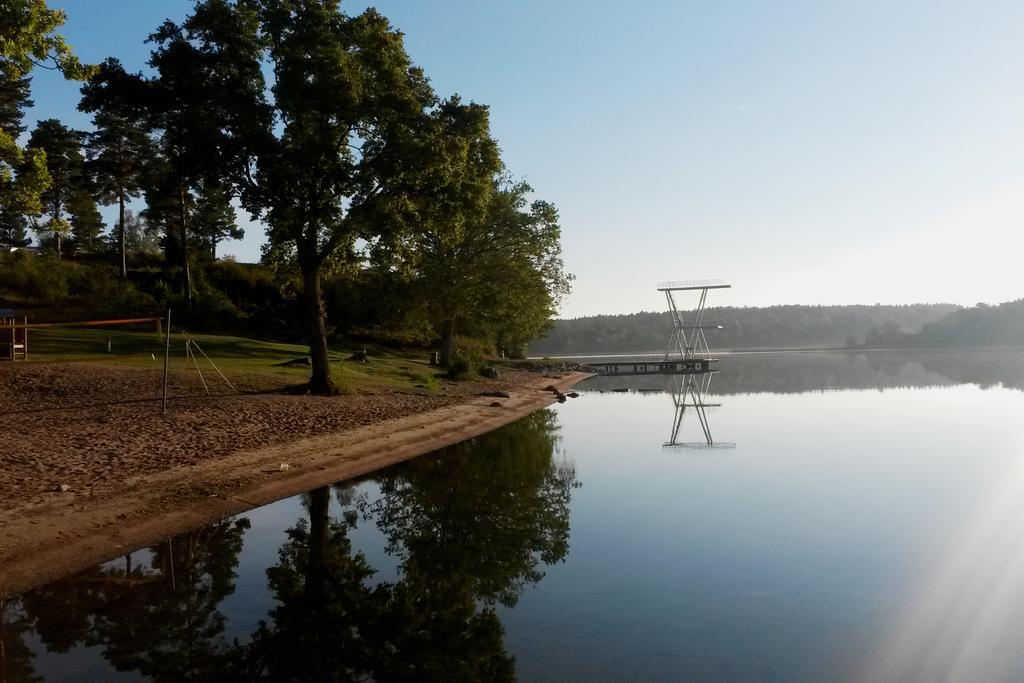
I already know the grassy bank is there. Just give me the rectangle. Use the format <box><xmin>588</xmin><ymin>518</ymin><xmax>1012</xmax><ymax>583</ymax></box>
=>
<box><xmin>20</xmin><ymin>326</ymin><xmax>444</xmax><ymax>393</ymax></box>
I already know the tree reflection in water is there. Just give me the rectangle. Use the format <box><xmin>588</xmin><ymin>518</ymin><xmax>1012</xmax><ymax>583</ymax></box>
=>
<box><xmin>1</xmin><ymin>597</ymin><xmax>40</xmax><ymax>682</ymax></box>
<box><xmin>237</xmin><ymin>408</ymin><xmax>576</xmax><ymax>681</ymax></box>
<box><xmin>4</xmin><ymin>518</ymin><xmax>250</xmax><ymax>682</ymax></box>
<box><xmin>4</xmin><ymin>409</ymin><xmax>576</xmax><ymax>682</ymax></box>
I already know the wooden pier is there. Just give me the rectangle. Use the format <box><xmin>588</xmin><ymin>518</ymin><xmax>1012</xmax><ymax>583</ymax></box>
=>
<box><xmin>588</xmin><ymin>358</ymin><xmax>717</xmax><ymax>376</ymax></box>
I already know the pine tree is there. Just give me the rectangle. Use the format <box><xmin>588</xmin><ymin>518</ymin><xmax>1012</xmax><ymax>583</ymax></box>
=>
<box><xmin>27</xmin><ymin>119</ymin><xmax>86</xmax><ymax>259</ymax></box>
<box><xmin>192</xmin><ymin>180</ymin><xmax>241</xmax><ymax>259</ymax></box>
<box><xmin>67</xmin><ymin>185</ymin><xmax>104</xmax><ymax>254</ymax></box>
<box><xmin>0</xmin><ymin>73</ymin><xmax>32</xmax><ymax>137</ymax></box>
<box><xmin>80</xmin><ymin>58</ymin><xmax>153</xmax><ymax>276</ymax></box>
<box><xmin>0</xmin><ymin>206</ymin><xmax>30</xmax><ymax>248</ymax></box>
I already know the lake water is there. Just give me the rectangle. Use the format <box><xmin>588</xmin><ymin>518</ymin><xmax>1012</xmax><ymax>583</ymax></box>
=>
<box><xmin>6</xmin><ymin>349</ymin><xmax>1024</xmax><ymax>682</ymax></box>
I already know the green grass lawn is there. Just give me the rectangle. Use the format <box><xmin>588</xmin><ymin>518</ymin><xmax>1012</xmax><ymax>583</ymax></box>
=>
<box><xmin>18</xmin><ymin>327</ymin><xmax>444</xmax><ymax>393</ymax></box>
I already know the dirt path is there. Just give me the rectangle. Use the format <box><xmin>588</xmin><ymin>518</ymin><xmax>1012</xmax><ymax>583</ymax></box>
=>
<box><xmin>0</xmin><ymin>366</ymin><xmax>589</xmax><ymax>597</ymax></box>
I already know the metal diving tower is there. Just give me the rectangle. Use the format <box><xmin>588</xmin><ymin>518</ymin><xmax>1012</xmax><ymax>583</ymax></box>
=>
<box><xmin>659</xmin><ymin>279</ymin><xmax>731</xmax><ymax>362</ymax></box>
<box><xmin>585</xmin><ymin>279</ymin><xmax>732</xmax><ymax>377</ymax></box>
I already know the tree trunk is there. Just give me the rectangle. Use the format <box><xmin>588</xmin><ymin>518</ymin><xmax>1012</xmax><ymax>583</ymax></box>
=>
<box><xmin>300</xmin><ymin>259</ymin><xmax>336</xmax><ymax>394</ymax></box>
<box><xmin>53</xmin><ymin>200</ymin><xmax>62</xmax><ymax>261</ymax></box>
<box><xmin>178</xmin><ymin>185</ymin><xmax>192</xmax><ymax>308</ymax></box>
<box><xmin>304</xmin><ymin>486</ymin><xmax>330</xmax><ymax>601</ymax></box>
<box><xmin>118</xmin><ymin>189</ymin><xmax>127</xmax><ymax>279</ymax></box>
<box><xmin>440</xmin><ymin>318</ymin><xmax>456</xmax><ymax>368</ymax></box>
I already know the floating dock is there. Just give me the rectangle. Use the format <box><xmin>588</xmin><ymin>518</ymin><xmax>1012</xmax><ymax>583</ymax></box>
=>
<box><xmin>588</xmin><ymin>358</ymin><xmax>717</xmax><ymax>375</ymax></box>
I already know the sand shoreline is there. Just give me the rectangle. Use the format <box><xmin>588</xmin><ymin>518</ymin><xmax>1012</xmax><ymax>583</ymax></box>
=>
<box><xmin>0</xmin><ymin>369</ymin><xmax>590</xmax><ymax>598</ymax></box>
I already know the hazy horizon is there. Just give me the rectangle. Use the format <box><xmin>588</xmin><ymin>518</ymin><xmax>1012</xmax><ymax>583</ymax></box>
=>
<box><xmin>555</xmin><ymin>300</ymin><xmax>970</xmax><ymax>321</ymax></box>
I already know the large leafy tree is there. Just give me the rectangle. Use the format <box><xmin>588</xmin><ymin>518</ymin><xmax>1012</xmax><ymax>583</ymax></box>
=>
<box><xmin>27</xmin><ymin>118</ymin><xmax>89</xmax><ymax>259</ymax></box>
<box><xmin>0</xmin><ymin>1</ymin><xmax>92</xmax><ymax>80</ymax></box>
<box><xmin>80</xmin><ymin>58</ymin><xmax>154</xmax><ymax>277</ymax></box>
<box><xmin>405</xmin><ymin>173</ymin><xmax>571</xmax><ymax>364</ymax></box>
<box><xmin>477</xmin><ymin>191</ymin><xmax>571</xmax><ymax>358</ymax></box>
<box><xmin>0</xmin><ymin>0</ymin><xmax>93</xmax><ymax>217</ymax></box>
<box><xmin>161</xmin><ymin>0</ymin><xmax>436</xmax><ymax>394</ymax></box>
<box><xmin>397</xmin><ymin>98</ymin><xmax>502</xmax><ymax>366</ymax></box>
<box><xmin>375</xmin><ymin>97</ymin><xmax>571</xmax><ymax>365</ymax></box>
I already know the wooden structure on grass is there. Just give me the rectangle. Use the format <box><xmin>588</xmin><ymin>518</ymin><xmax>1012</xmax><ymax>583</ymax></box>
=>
<box><xmin>0</xmin><ymin>315</ymin><xmax>164</xmax><ymax>362</ymax></box>
<box><xmin>1</xmin><ymin>314</ymin><xmax>27</xmax><ymax>361</ymax></box>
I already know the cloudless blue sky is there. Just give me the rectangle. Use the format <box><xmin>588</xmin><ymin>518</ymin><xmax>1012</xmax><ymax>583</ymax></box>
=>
<box><xmin>26</xmin><ymin>1</ymin><xmax>1024</xmax><ymax>316</ymax></box>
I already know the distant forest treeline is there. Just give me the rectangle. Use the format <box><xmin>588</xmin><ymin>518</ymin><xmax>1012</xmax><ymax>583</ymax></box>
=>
<box><xmin>531</xmin><ymin>304</ymin><xmax>962</xmax><ymax>355</ymax></box>
<box><xmin>867</xmin><ymin>299</ymin><xmax>1024</xmax><ymax>348</ymax></box>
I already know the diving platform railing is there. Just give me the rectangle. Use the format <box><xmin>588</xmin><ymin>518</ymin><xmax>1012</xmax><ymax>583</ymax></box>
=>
<box><xmin>657</xmin><ymin>279</ymin><xmax>731</xmax><ymax>291</ymax></box>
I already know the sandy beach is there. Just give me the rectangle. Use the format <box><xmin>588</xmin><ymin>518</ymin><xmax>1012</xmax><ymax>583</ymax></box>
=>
<box><xmin>0</xmin><ymin>361</ymin><xmax>589</xmax><ymax>597</ymax></box>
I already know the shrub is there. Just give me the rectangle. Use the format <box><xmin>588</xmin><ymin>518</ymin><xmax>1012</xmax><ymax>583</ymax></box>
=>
<box><xmin>446</xmin><ymin>354</ymin><xmax>477</xmax><ymax>381</ymax></box>
<box><xmin>406</xmin><ymin>370</ymin><xmax>440</xmax><ymax>389</ymax></box>
<box><xmin>0</xmin><ymin>253</ymin><xmax>69</xmax><ymax>305</ymax></box>
<box><xmin>66</xmin><ymin>264</ymin><xmax>156</xmax><ymax>317</ymax></box>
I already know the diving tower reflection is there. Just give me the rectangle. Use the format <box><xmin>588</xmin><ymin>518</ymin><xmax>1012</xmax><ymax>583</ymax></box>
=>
<box><xmin>664</xmin><ymin>371</ymin><xmax>735</xmax><ymax>449</ymax></box>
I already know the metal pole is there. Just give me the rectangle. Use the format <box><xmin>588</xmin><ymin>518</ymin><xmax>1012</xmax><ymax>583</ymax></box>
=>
<box><xmin>162</xmin><ymin>309</ymin><xmax>171</xmax><ymax>415</ymax></box>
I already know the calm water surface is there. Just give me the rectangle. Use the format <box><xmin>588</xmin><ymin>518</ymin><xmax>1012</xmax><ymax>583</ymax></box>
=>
<box><xmin>6</xmin><ymin>349</ymin><xmax>1024</xmax><ymax>681</ymax></box>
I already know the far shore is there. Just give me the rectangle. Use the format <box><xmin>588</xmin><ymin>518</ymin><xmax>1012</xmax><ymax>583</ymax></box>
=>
<box><xmin>531</xmin><ymin>344</ymin><xmax>1024</xmax><ymax>360</ymax></box>
<box><xmin>0</xmin><ymin>363</ymin><xmax>590</xmax><ymax>598</ymax></box>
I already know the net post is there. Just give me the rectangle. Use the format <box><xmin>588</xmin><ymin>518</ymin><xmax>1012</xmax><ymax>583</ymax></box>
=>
<box><xmin>162</xmin><ymin>309</ymin><xmax>171</xmax><ymax>415</ymax></box>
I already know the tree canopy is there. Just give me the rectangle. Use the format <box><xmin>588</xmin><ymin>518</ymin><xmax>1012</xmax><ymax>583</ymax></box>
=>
<box><xmin>0</xmin><ymin>0</ymin><xmax>93</xmax><ymax>219</ymax></box>
<box><xmin>80</xmin><ymin>58</ymin><xmax>154</xmax><ymax>276</ymax></box>
<box><xmin>1</xmin><ymin>0</ymin><xmax>573</xmax><ymax>378</ymax></box>
<box><xmin>145</xmin><ymin>0</ymin><xmax>442</xmax><ymax>392</ymax></box>
<box><xmin>27</xmin><ymin>118</ymin><xmax>90</xmax><ymax>258</ymax></box>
